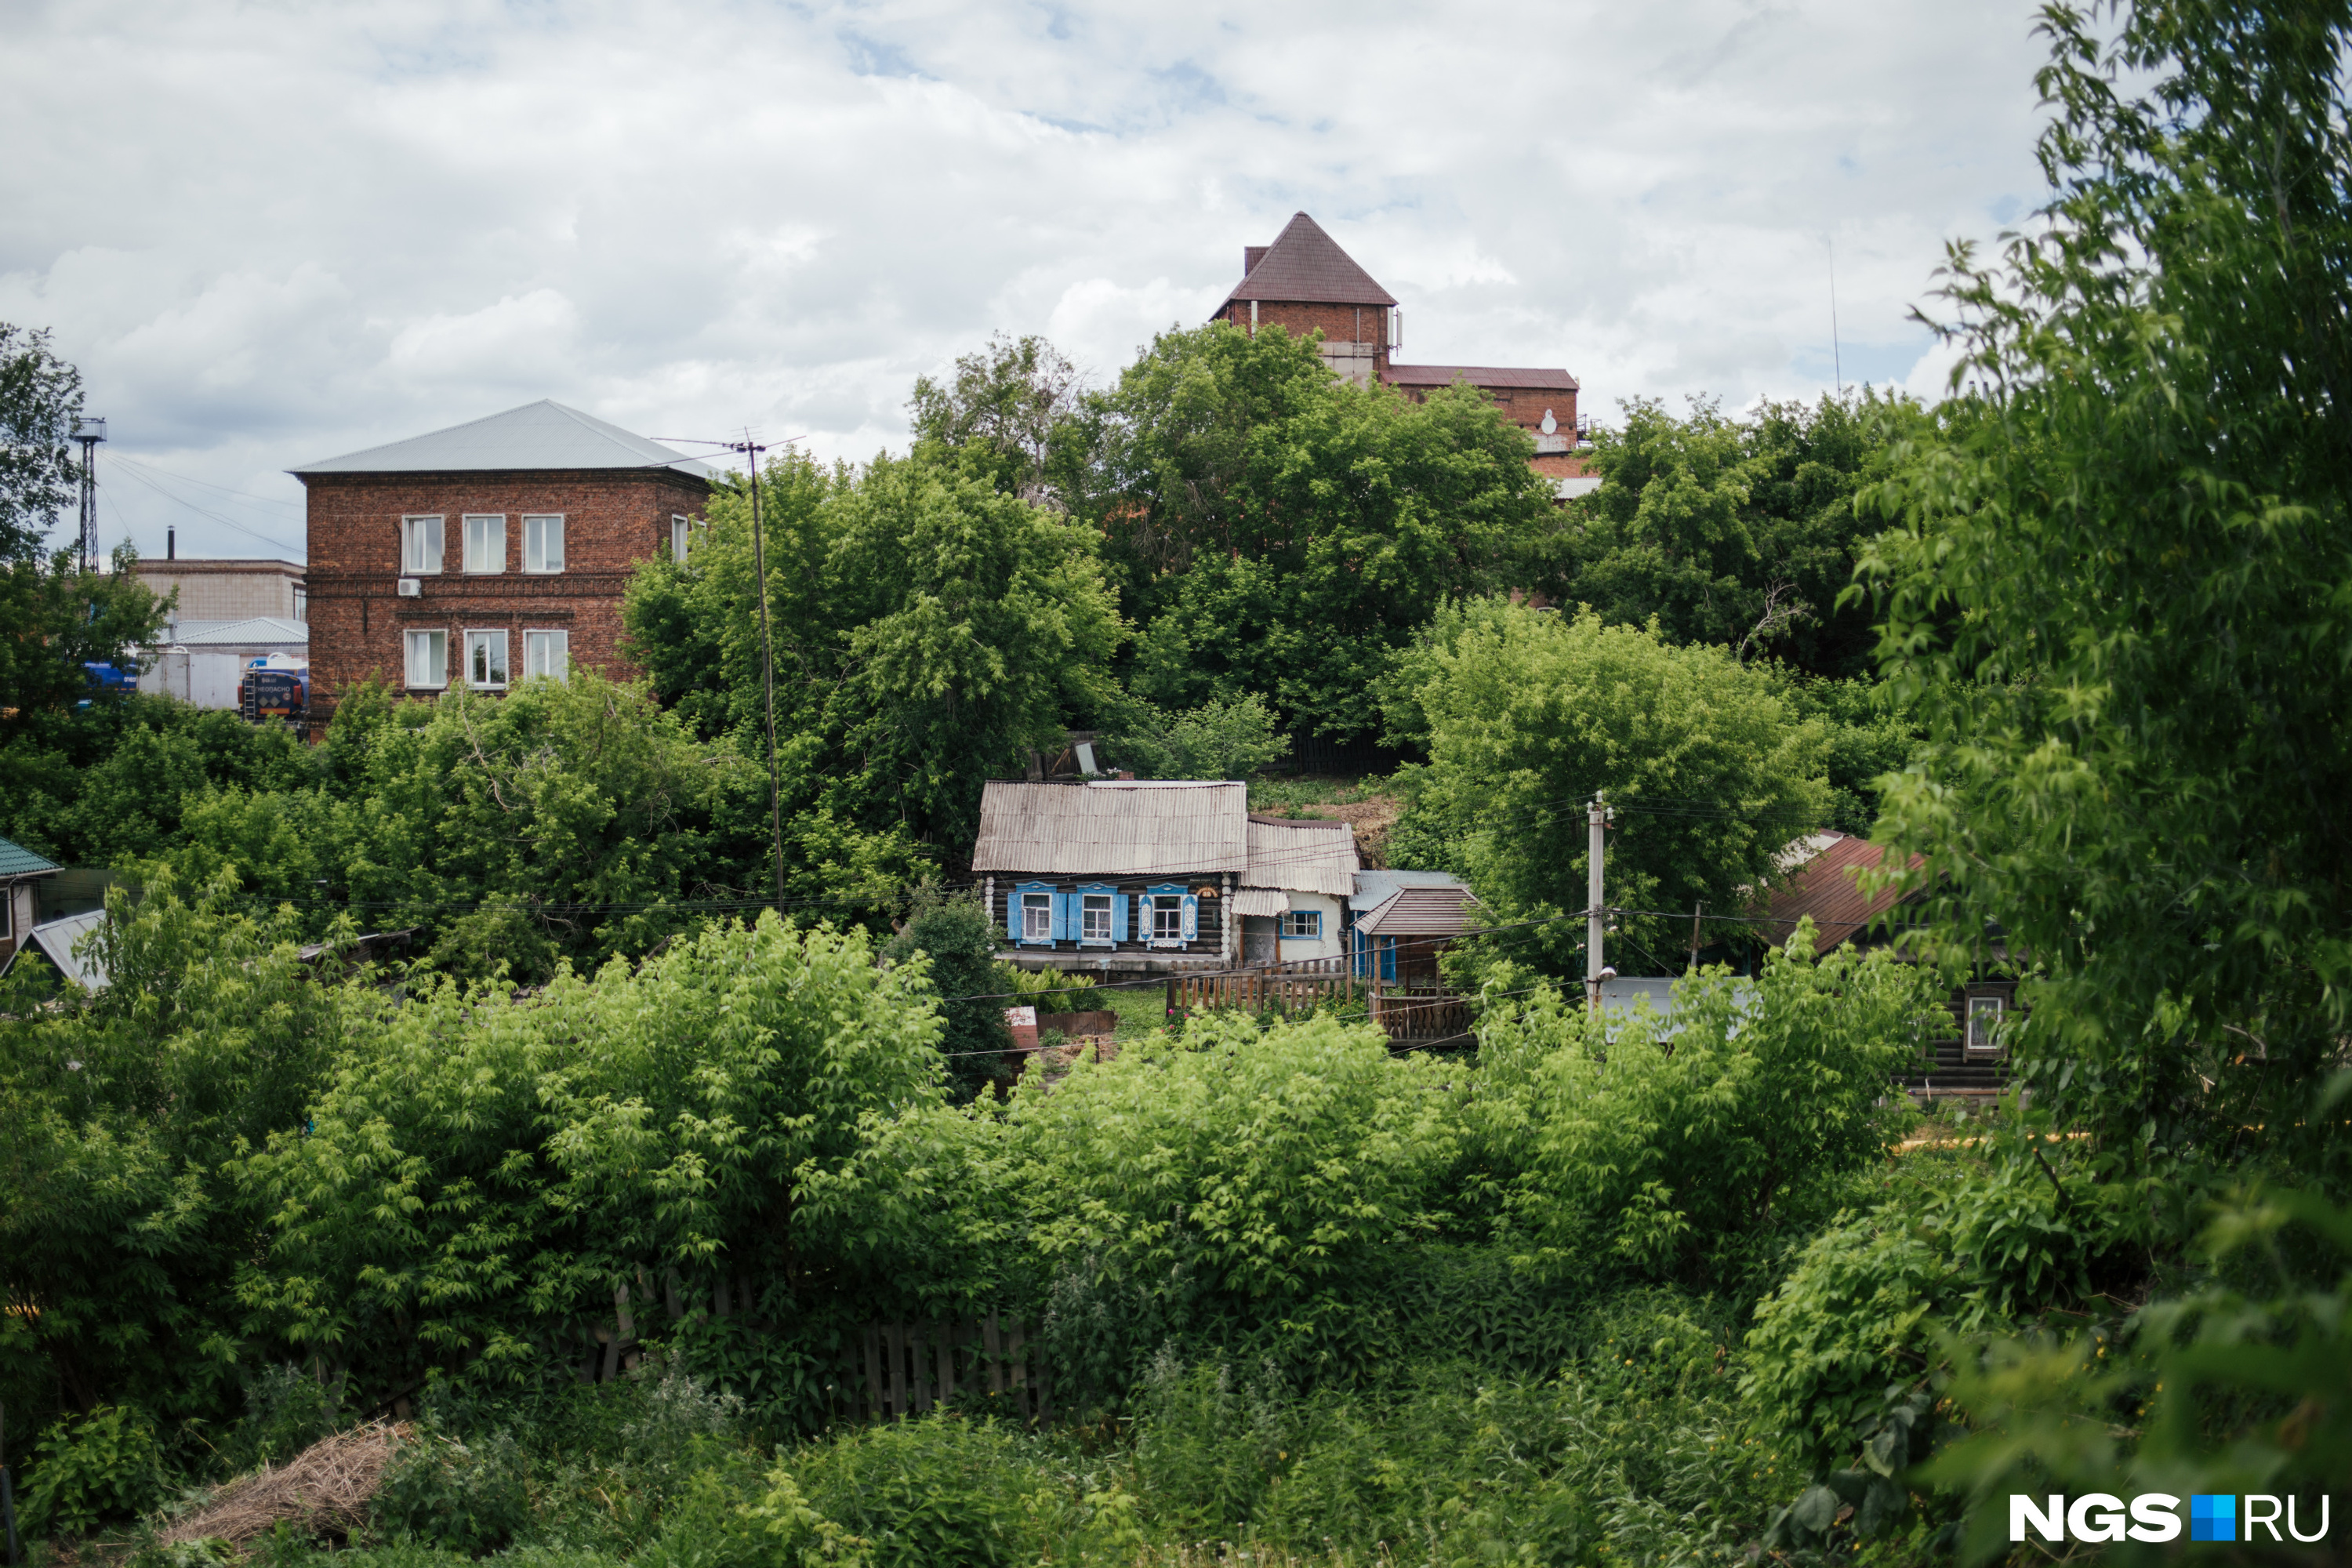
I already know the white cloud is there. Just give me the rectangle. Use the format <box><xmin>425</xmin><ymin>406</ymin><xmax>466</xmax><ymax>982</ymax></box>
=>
<box><xmin>0</xmin><ymin>0</ymin><xmax>2056</xmax><ymax>558</ymax></box>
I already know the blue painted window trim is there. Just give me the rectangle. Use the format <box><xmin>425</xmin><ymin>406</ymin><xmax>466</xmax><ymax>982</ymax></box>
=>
<box><xmin>1145</xmin><ymin>882</ymin><xmax>1189</xmax><ymax>946</ymax></box>
<box><xmin>1014</xmin><ymin>880</ymin><xmax>1058</xmax><ymax>946</ymax></box>
<box><xmin>1279</xmin><ymin>909</ymin><xmax>1323</xmax><ymax>941</ymax></box>
<box><xmin>1076</xmin><ymin>882</ymin><xmax>1117</xmax><ymax>946</ymax></box>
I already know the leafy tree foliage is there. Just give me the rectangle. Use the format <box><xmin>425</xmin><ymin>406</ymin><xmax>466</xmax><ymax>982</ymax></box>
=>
<box><xmin>625</xmin><ymin>450</ymin><xmax>1120</xmax><ymax>860</ymax></box>
<box><xmin>1386</xmin><ymin>597</ymin><xmax>1830</xmax><ymax>972</ymax></box>
<box><xmin>1062</xmin><ymin>322</ymin><xmax>1556</xmax><ymax>742</ymax></box>
<box><xmin>1105</xmin><ymin>690</ymin><xmax>1290</xmax><ymax>781</ymax></box>
<box><xmin>1537</xmin><ymin>391</ymin><xmax>1924</xmax><ymax>681</ymax></box>
<box><xmin>884</xmin><ymin>895</ymin><xmax>1013</xmax><ymax>1099</ymax></box>
<box><xmin>908</xmin><ymin>332</ymin><xmax>1082</xmax><ymax>501</ymax></box>
<box><xmin>0</xmin><ymin>543</ymin><xmax>171</xmax><ymax>723</ymax></box>
<box><xmin>0</xmin><ymin>323</ymin><xmax>85</xmax><ymax>562</ymax></box>
<box><xmin>1859</xmin><ymin>0</ymin><xmax>2352</xmax><ymax>1177</ymax></box>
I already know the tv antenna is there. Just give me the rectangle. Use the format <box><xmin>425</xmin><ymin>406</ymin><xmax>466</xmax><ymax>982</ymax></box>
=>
<box><xmin>1828</xmin><ymin>238</ymin><xmax>1845</xmax><ymax>398</ymax></box>
<box><xmin>73</xmin><ymin>417</ymin><xmax>106</xmax><ymax>572</ymax></box>
<box><xmin>659</xmin><ymin>430</ymin><xmax>801</xmax><ymax>920</ymax></box>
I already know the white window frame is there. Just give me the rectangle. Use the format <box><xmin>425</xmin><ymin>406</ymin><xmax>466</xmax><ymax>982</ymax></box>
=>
<box><xmin>1080</xmin><ymin>893</ymin><xmax>1113</xmax><ymax>945</ymax></box>
<box><xmin>671</xmin><ymin>514</ymin><xmax>691</xmax><ymax>564</ymax></box>
<box><xmin>523</xmin><ymin>514</ymin><xmax>565</xmax><ymax>574</ymax></box>
<box><xmin>401</xmin><ymin>515</ymin><xmax>445</xmax><ymax>575</ymax></box>
<box><xmin>1151</xmin><ymin>895</ymin><xmax>1185</xmax><ymax>944</ymax></box>
<box><xmin>462</xmin><ymin>514</ymin><xmax>506</xmax><ymax>575</ymax></box>
<box><xmin>1965</xmin><ymin>995</ymin><xmax>2005</xmax><ymax>1057</ymax></box>
<box><xmin>521</xmin><ymin>629</ymin><xmax>570</xmax><ymax>683</ymax></box>
<box><xmin>1279</xmin><ymin>909</ymin><xmax>1322</xmax><ymax>940</ymax></box>
<box><xmin>1022</xmin><ymin>892</ymin><xmax>1054</xmax><ymax>942</ymax></box>
<box><xmin>465</xmin><ymin>629</ymin><xmax>510</xmax><ymax>689</ymax></box>
<box><xmin>403</xmin><ymin>629</ymin><xmax>448</xmax><ymax>689</ymax></box>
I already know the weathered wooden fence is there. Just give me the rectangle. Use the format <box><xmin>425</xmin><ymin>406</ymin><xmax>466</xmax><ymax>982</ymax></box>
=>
<box><xmin>849</xmin><ymin>1315</ymin><xmax>1051</xmax><ymax>1423</ymax></box>
<box><xmin>1169</xmin><ymin>956</ymin><xmax>1354</xmax><ymax>1014</ymax></box>
<box><xmin>1370</xmin><ymin>984</ymin><xmax>1473</xmax><ymax>1047</ymax></box>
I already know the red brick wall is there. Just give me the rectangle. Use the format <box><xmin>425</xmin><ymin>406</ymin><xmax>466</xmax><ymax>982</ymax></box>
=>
<box><xmin>1219</xmin><ymin>300</ymin><xmax>1392</xmax><ymax>379</ymax></box>
<box><xmin>300</xmin><ymin>468</ymin><xmax>709</xmax><ymax>728</ymax></box>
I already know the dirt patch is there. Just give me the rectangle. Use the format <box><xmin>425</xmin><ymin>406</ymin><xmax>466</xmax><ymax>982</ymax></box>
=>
<box><xmin>162</xmin><ymin>1421</ymin><xmax>408</xmax><ymax>1550</ymax></box>
<box><xmin>1281</xmin><ymin>795</ymin><xmax>1402</xmax><ymax>868</ymax></box>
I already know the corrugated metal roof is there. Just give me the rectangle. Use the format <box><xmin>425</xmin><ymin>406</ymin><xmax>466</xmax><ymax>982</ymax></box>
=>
<box><xmin>1217</xmin><ymin>212</ymin><xmax>1398</xmax><ymax>310</ymax></box>
<box><xmin>1383</xmin><ymin>364</ymin><xmax>1581</xmax><ymax>391</ymax></box>
<box><xmin>0</xmin><ymin>837</ymin><xmax>60</xmax><ymax>879</ymax></box>
<box><xmin>1242</xmin><ymin>816</ymin><xmax>1359</xmax><ymax>897</ymax></box>
<box><xmin>1229</xmin><ymin>887</ymin><xmax>1287</xmax><ymax>917</ymax></box>
<box><xmin>1758</xmin><ymin>833</ymin><xmax>1922</xmax><ymax>948</ymax></box>
<box><xmin>290</xmin><ymin>400</ymin><xmax>717</xmax><ymax>479</ymax></box>
<box><xmin>1352</xmin><ymin>869</ymin><xmax>1467</xmax><ymax>906</ymax></box>
<box><xmin>19</xmin><ymin>909</ymin><xmax>107</xmax><ymax>989</ymax></box>
<box><xmin>1356</xmin><ymin>884</ymin><xmax>1481</xmax><ymax>937</ymax></box>
<box><xmin>971</xmin><ymin>780</ymin><xmax>1248</xmax><ymax>876</ymax></box>
<box><xmin>165</xmin><ymin>617</ymin><xmax>310</xmax><ymax>647</ymax></box>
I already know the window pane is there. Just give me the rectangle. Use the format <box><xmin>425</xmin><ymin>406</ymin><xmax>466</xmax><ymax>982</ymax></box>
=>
<box><xmin>672</xmin><ymin>516</ymin><xmax>689</xmax><ymax>563</ymax></box>
<box><xmin>1023</xmin><ymin>892</ymin><xmax>1052</xmax><ymax>940</ymax></box>
<box><xmin>469</xmin><ymin>631</ymin><xmax>507</xmax><ymax>686</ymax></box>
<box><xmin>463</xmin><ymin>515</ymin><xmax>505</xmax><ymax>573</ymax></box>
<box><xmin>403</xmin><ymin>517</ymin><xmax>443</xmax><ymax>574</ymax></box>
<box><xmin>406</xmin><ymin>630</ymin><xmax>446</xmax><ymax>688</ymax></box>
<box><xmin>1082</xmin><ymin>895</ymin><xmax>1111</xmax><ymax>940</ymax></box>
<box><xmin>523</xmin><ymin>630</ymin><xmax>569</xmax><ymax>682</ymax></box>
<box><xmin>524</xmin><ymin>515</ymin><xmax>564</xmax><ymax>572</ymax></box>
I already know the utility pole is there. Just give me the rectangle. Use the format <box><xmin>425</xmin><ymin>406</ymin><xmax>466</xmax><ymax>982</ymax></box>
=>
<box><xmin>1586</xmin><ymin>794</ymin><xmax>1609</xmax><ymax>1012</ymax></box>
<box><xmin>73</xmin><ymin>417</ymin><xmax>106</xmax><ymax>573</ymax></box>
<box><xmin>735</xmin><ymin>436</ymin><xmax>786</xmax><ymax>923</ymax></box>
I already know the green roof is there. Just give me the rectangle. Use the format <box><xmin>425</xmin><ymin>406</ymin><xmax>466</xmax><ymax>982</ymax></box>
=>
<box><xmin>0</xmin><ymin>837</ymin><xmax>60</xmax><ymax>878</ymax></box>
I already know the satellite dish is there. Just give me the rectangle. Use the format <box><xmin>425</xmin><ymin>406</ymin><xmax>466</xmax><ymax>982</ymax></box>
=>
<box><xmin>1540</xmin><ymin>408</ymin><xmax>1558</xmax><ymax>434</ymax></box>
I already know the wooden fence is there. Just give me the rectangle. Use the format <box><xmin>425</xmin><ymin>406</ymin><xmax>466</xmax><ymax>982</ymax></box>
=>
<box><xmin>1168</xmin><ymin>956</ymin><xmax>1354</xmax><ymax>1014</ymax></box>
<box><xmin>1370</xmin><ymin>984</ymin><xmax>1473</xmax><ymax>1046</ymax></box>
<box><xmin>849</xmin><ymin>1315</ymin><xmax>1051</xmax><ymax>1423</ymax></box>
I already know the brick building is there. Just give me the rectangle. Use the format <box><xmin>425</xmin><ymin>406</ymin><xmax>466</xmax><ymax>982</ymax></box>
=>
<box><xmin>1212</xmin><ymin>212</ymin><xmax>1594</xmax><ymax>495</ymax></box>
<box><xmin>292</xmin><ymin>400</ymin><xmax>713</xmax><ymax>727</ymax></box>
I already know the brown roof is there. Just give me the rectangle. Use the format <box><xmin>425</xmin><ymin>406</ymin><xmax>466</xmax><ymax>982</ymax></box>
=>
<box><xmin>1383</xmin><ymin>364</ymin><xmax>1581</xmax><ymax>391</ymax></box>
<box><xmin>1218</xmin><ymin>212</ymin><xmax>1397</xmax><ymax>311</ymax></box>
<box><xmin>1758</xmin><ymin>834</ymin><xmax>1923</xmax><ymax>948</ymax></box>
<box><xmin>1355</xmin><ymin>884</ymin><xmax>1481</xmax><ymax>937</ymax></box>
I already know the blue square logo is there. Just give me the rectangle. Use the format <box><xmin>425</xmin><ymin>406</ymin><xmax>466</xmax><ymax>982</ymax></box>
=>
<box><xmin>2190</xmin><ymin>1494</ymin><xmax>2235</xmax><ymax>1543</ymax></box>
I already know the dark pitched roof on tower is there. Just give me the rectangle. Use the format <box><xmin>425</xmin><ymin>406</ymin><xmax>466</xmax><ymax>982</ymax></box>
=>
<box><xmin>1216</xmin><ymin>212</ymin><xmax>1397</xmax><ymax>312</ymax></box>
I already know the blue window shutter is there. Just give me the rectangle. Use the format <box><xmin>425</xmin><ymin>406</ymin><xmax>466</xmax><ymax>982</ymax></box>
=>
<box><xmin>1006</xmin><ymin>886</ymin><xmax>1021</xmax><ymax>943</ymax></box>
<box><xmin>1052</xmin><ymin>890</ymin><xmax>1074</xmax><ymax>941</ymax></box>
<box><xmin>1112</xmin><ymin>889</ymin><xmax>1130</xmax><ymax>942</ymax></box>
<box><xmin>1181</xmin><ymin>891</ymin><xmax>1199</xmax><ymax>942</ymax></box>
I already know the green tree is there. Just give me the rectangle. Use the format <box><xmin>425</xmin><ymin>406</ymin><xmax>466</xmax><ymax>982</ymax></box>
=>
<box><xmin>1857</xmin><ymin>0</ymin><xmax>2352</xmax><ymax>1177</ymax></box>
<box><xmin>885</xmin><ymin>895</ymin><xmax>1013</xmax><ymax>1099</ymax></box>
<box><xmin>0</xmin><ymin>324</ymin><xmax>84</xmax><ymax>562</ymax></box>
<box><xmin>1105</xmin><ymin>691</ymin><xmax>1290</xmax><ymax>780</ymax></box>
<box><xmin>1386</xmin><ymin>597</ymin><xmax>1830</xmax><ymax>975</ymax></box>
<box><xmin>909</xmin><ymin>332</ymin><xmax>1083</xmax><ymax>501</ymax></box>
<box><xmin>1538</xmin><ymin>391</ymin><xmax>1923</xmax><ymax>681</ymax></box>
<box><xmin>0</xmin><ymin>544</ymin><xmax>171</xmax><ymax>725</ymax></box>
<box><xmin>1066</xmin><ymin>322</ymin><xmax>1556</xmax><ymax>742</ymax></box>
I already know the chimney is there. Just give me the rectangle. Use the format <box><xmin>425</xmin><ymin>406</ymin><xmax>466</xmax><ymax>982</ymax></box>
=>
<box><xmin>167</xmin><ymin>527</ymin><xmax>176</xmax><ymax>561</ymax></box>
<box><xmin>1243</xmin><ymin>245</ymin><xmax>1269</xmax><ymax>275</ymax></box>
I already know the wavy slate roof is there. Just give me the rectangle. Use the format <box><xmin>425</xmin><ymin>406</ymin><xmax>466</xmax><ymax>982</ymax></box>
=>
<box><xmin>290</xmin><ymin>400</ymin><xmax>716</xmax><ymax>479</ymax></box>
<box><xmin>1383</xmin><ymin>364</ymin><xmax>1581</xmax><ymax>391</ymax></box>
<box><xmin>1218</xmin><ymin>212</ymin><xmax>1398</xmax><ymax>310</ymax></box>
<box><xmin>1242</xmin><ymin>815</ymin><xmax>1359</xmax><ymax>898</ymax></box>
<box><xmin>971</xmin><ymin>781</ymin><xmax>1248</xmax><ymax>877</ymax></box>
<box><xmin>1355</xmin><ymin>884</ymin><xmax>1481</xmax><ymax>938</ymax></box>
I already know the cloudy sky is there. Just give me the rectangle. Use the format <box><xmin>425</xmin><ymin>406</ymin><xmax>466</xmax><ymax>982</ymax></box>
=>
<box><xmin>2</xmin><ymin>0</ymin><xmax>2056</xmax><ymax>561</ymax></box>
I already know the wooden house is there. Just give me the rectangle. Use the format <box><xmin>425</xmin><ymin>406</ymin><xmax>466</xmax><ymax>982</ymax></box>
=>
<box><xmin>971</xmin><ymin>780</ymin><xmax>1360</xmax><ymax>973</ymax></box>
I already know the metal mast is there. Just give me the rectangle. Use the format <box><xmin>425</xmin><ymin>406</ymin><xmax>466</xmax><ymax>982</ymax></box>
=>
<box><xmin>73</xmin><ymin>417</ymin><xmax>106</xmax><ymax>572</ymax></box>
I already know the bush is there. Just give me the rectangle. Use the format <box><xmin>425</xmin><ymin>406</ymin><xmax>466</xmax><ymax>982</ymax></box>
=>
<box><xmin>372</xmin><ymin>1427</ymin><xmax>533</xmax><ymax>1555</ymax></box>
<box><xmin>20</xmin><ymin>1403</ymin><xmax>165</xmax><ymax>1537</ymax></box>
<box><xmin>783</xmin><ymin>1417</ymin><xmax>1041</xmax><ymax>1568</ymax></box>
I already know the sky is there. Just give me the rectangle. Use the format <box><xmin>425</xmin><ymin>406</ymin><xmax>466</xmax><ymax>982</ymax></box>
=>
<box><xmin>1</xmin><ymin>0</ymin><xmax>2056</xmax><ymax>563</ymax></box>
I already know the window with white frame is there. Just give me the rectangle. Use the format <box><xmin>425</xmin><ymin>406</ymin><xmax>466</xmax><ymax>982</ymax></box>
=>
<box><xmin>1081</xmin><ymin>893</ymin><xmax>1112</xmax><ymax>943</ymax></box>
<box><xmin>1279</xmin><ymin>909</ymin><xmax>1322</xmax><ymax>939</ymax></box>
<box><xmin>404</xmin><ymin>629</ymin><xmax>448</xmax><ymax>688</ymax></box>
<box><xmin>1965</xmin><ymin>995</ymin><xmax>2005</xmax><ymax>1055</ymax></box>
<box><xmin>523</xmin><ymin>514</ymin><xmax>565</xmax><ymax>573</ymax></box>
<box><xmin>1151</xmin><ymin>895</ymin><xmax>1184</xmax><ymax>942</ymax></box>
<box><xmin>291</xmin><ymin>585</ymin><xmax>307</xmax><ymax>622</ymax></box>
<box><xmin>401</xmin><ymin>515</ymin><xmax>445</xmax><ymax>574</ymax></box>
<box><xmin>672</xmin><ymin>514</ymin><xmax>691</xmax><ymax>563</ymax></box>
<box><xmin>463</xmin><ymin>514</ymin><xmax>506</xmax><ymax>574</ymax></box>
<box><xmin>466</xmin><ymin>630</ymin><xmax>509</xmax><ymax>688</ymax></box>
<box><xmin>1022</xmin><ymin>891</ymin><xmax>1054</xmax><ymax>942</ymax></box>
<box><xmin>522</xmin><ymin>630</ymin><xmax>569</xmax><ymax>682</ymax></box>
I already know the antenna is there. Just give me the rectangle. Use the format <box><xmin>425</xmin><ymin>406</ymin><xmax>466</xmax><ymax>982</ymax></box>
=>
<box><xmin>1828</xmin><ymin>238</ymin><xmax>1844</xmax><ymax>398</ymax></box>
<box><xmin>73</xmin><ymin>417</ymin><xmax>106</xmax><ymax>572</ymax></box>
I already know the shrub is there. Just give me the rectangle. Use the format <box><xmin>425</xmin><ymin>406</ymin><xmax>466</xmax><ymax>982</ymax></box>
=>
<box><xmin>783</xmin><ymin>1417</ymin><xmax>1041</xmax><ymax>1568</ymax></box>
<box><xmin>20</xmin><ymin>1403</ymin><xmax>165</xmax><ymax>1537</ymax></box>
<box><xmin>372</xmin><ymin>1428</ymin><xmax>532</xmax><ymax>1555</ymax></box>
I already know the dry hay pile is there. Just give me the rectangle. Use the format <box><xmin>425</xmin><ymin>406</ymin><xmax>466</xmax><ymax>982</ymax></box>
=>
<box><xmin>162</xmin><ymin>1421</ymin><xmax>410</xmax><ymax>1549</ymax></box>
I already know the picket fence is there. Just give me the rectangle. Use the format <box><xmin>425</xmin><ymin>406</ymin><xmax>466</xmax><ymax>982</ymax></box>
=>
<box><xmin>1168</xmin><ymin>958</ymin><xmax>1473</xmax><ymax>1047</ymax></box>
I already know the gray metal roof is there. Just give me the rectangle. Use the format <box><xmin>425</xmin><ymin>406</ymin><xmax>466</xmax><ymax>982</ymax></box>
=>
<box><xmin>1352</xmin><ymin>869</ymin><xmax>1467</xmax><ymax>906</ymax></box>
<box><xmin>971</xmin><ymin>780</ymin><xmax>1248</xmax><ymax>877</ymax></box>
<box><xmin>164</xmin><ymin>617</ymin><xmax>310</xmax><ymax>647</ymax></box>
<box><xmin>289</xmin><ymin>400</ymin><xmax>717</xmax><ymax>479</ymax></box>
<box><xmin>0</xmin><ymin>837</ymin><xmax>60</xmax><ymax>879</ymax></box>
<box><xmin>9</xmin><ymin>909</ymin><xmax>107</xmax><ymax>990</ymax></box>
<box><xmin>1242</xmin><ymin>817</ymin><xmax>1359</xmax><ymax>897</ymax></box>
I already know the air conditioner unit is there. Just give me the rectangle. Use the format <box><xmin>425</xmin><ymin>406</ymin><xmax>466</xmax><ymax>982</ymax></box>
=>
<box><xmin>397</xmin><ymin>578</ymin><xmax>420</xmax><ymax>597</ymax></box>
